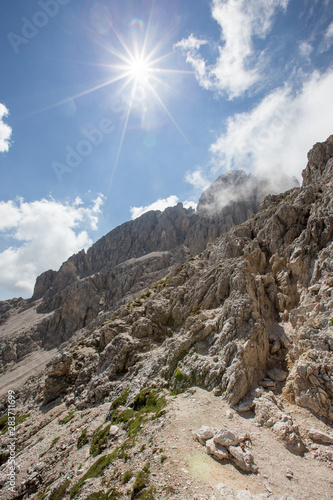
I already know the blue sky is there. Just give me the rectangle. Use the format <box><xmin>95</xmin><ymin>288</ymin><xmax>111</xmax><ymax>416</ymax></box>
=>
<box><xmin>0</xmin><ymin>0</ymin><xmax>333</xmax><ymax>300</ymax></box>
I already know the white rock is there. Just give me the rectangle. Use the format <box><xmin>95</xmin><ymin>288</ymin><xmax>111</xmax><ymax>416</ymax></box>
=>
<box><xmin>206</xmin><ymin>438</ymin><xmax>229</xmax><ymax>460</ymax></box>
<box><xmin>194</xmin><ymin>426</ymin><xmax>217</xmax><ymax>445</ymax></box>
<box><xmin>213</xmin><ymin>428</ymin><xmax>239</xmax><ymax>447</ymax></box>
<box><xmin>234</xmin><ymin>428</ymin><xmax>251</xmax><ymax>442</ymax></box>
<box><xmin>308</xmin><ymin>428</ymin><xmax>333</xmax><ymax>444</ymax></box>
<box><xmin>226</xmin><ymin>409</ymin><xmax>234</xmax><ymax>419</ymax></box>
<box><xmin>109</xmin><ymin>425</ymin><xmax>119</xmax><ymax>436</ymax></box>
<box><xmin>229</xmin><ymin>446</ymin><xmax>258</xmax><ymax>473</ymax></box>
<box><xmin>267</xmin><ymin>368</ymin><xmax>288</xmax><ymax>382</ymax></box>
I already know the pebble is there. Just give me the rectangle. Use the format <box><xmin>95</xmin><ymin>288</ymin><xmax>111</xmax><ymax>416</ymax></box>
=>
<box><xmin>226</xmin><ymin>409</ymin><xmax>234</xmax><ymax>419</ymax></box>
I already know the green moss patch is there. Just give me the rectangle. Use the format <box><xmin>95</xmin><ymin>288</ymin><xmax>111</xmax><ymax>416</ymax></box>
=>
<box><xmin>0</xmin><ymin>414</ymin><xmax>8</xmax><ymax>435</ymax></box>
<box><xmin>122</xmin><ymin>470</ymin><xmax>133</xmax><ymax>484</ymax></box>
<box><xmin>131</xmin><ymin>463</ymin><xmax>150</xmax><ymax>499</ymax></box>
<box><xmin>174</xmin><ymin>367</ymin><xmax>184</xmax><ymax>382</ymax></box>
<box><xmin>49</xmin><ymin>480</ymin><xmax>70</xmax><ymax>500</ymax></box>
<box><xmin>111</xmin><ymin>388</ymin><xmax>130</xmax><ymax>411</ymax></box>
<box><xmin>0</xmin><ymin>413</ymin><xmax>31</xmax><ymax>435</ymax></box>
<box><xmin>77</xmin><ymin>428</ymin><xmax>88</xmax><ymax>449</ymax></box>
<box><xmin>110</xmin><ymin>387</ymin><xmax>167</xmax><ymax>443</ymax></box>
<box><xmin>16</xmin><ymin>413</ymin><xmax>31</xmax><ymax>425</ymax></box>
<box><xmin>70</xmin><ymin>451</ymin><xmax>118</xmax><ymax>498</ymax></box>
<box><xmin>50</xmin><ymin>436</ymin><xmax>60</xmax><ymax>449</ymax></box>
<box><xmin>90</xmin><ymin>424</ymin><xmax>111</xmax><ymax>457</ymax></box>
<box><xmin>59</xmin><ymin>410</ymin><xmax>75</xmax><ymax>425</ymax></box>
<box><xmin>85</xmin><ymin>489</ymin><xmax>119</xmax><ymax>499</ymax></box>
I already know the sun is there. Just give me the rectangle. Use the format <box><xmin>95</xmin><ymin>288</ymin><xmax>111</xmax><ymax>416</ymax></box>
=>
<box><xmin>128</xmin><ymin>55</ymin><xmax>152</xmax><ymax>84</ymax></box>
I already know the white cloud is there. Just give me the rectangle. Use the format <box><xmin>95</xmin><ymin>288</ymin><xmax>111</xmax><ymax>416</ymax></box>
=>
<box><xmin>185</xmin><ymin>169</ymin><xmax>211</xmax><ymax>191</ymax></box>
<box><xmin>130</xmin><ymin>195</ymin><xmax>196</xmax><ymax>220</ymax></box>
<box><xmin>174</xmin><ymin>35</ymin><xmax>212</xmax><ymax>90</ymax></box>
<box><xmin>175</xmin><ymin>34</ymin><xmax>208</xmax><ymax>52</ymax></box>
<box><xmin>0</xmin><ymin>104</ymin><xmax>12</xmax><ymax>153</ymax></box>
<box><xmin>209</xmin><ymin>69</ymin><xmax>333</xmax><ymax>185</ymax></box>
<box><xmin>319</xmin><ymin>22</ymin><xmax>333</xmax><ymax>52</ymax></box>
<box><xmin>299</xmin><ymin>41</ymin><xmax>313</xmax><ymax>58</ymax></box>
<box><xmin>0</xmin><ymin>195</ymin><xmax>104</xmax><ymax>299</ymax></box>
<box><xmin>175</xmin><ymin>0</ymin><xmax>289</xmax><ymax>98</ymax></box>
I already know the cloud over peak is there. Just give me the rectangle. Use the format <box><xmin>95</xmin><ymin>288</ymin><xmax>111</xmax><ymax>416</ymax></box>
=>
<box><xmin>209</xmin><ymin>69</ymin><xmax>333</xmax><ymax>185</ymax></box>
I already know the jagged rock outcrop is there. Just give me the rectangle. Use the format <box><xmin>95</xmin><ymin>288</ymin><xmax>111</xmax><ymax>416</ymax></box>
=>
<box><xmin>34</xmin><ymin>135</ymin><xmax>333</xmax><ymax>422</ymax></box>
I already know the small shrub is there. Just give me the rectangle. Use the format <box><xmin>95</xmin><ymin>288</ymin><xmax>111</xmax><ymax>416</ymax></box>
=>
<box><xmin>160</xmin><ymin>455</ymin><xmax>167</xmax><ymax>463</ymax></box>
<box><xmin>174</xmin><ymin>368</ymin><xmax>183</xmax><ymax>382</ymax></box>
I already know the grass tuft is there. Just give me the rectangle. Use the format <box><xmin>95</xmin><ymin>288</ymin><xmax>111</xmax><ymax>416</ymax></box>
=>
<box><xmin>90</xmin><ymin>424</ymin><xmax>111</xmax><ymax>457</ymax></box>
<box><xmin>77</xmin><ymin>428</ymin><xmax>88</xmax><ymax>449</ymax></box>
<box><xmin>49</xmin><ymin>480</ymin><xmax>70</xmax><ymax>500</ymax></box>
<box><xmin>59</xmin><ymin>410</ymin><xmax>75</xmax><ymax>425</ymax></box>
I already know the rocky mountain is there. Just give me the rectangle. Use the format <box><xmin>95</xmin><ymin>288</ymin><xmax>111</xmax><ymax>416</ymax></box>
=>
<box><xmin>0</xmin><ymin>138</ymin><xmax>333</xmax><ymax>500</ymax></box>
<box><xmin>0</xmin><ymin>170</ymin><xmax>270</xmax><ymax>374</ymax></box>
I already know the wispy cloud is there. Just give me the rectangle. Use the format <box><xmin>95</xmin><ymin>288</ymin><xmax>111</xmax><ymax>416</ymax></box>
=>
<box><xmin>175</xmin><ymin>0</ymin><xmax>289</xmax><ymax>98</ymax></box>
<box><xmin>209</xmin><ymin>69</ymin><xmax>333</xmax><ymax>185</ymax></box>
<box><xmin>299</xmin><ymin>41</ymin><xmax>313</xmax><ymax>58</ymax></box>
<box><xmin>0</xmin><ymin>104</ymin><xmax>12</xmax><ymax>153</ymax></box>
<box><xmin>185</xmin><ymin>169</ymin><xmax>211</xmax><ymax>191</ymax></box>
<box><xmin>0</xmin><ymin>196</ymin><xmax>104</xmax><ymax>299</ymax></box>
<box><xmin>130</xmin><ymin>195</ymin><xmax>196</xmax><ymax>220</ymax></box>
<box><xmin>319</xmin><ymin>22</ymin><xmax>333</xmax><ymax>53</ymax></box>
